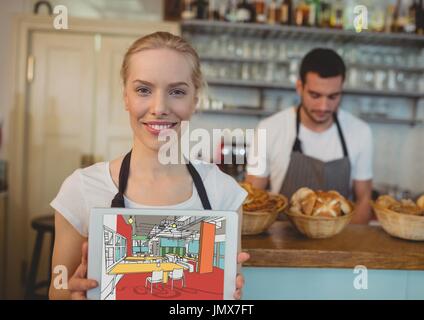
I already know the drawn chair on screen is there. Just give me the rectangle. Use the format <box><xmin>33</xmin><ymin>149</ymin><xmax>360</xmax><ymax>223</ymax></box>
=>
<box><xmin>169</xmin><ymin>268</ymin><xmax>185</xmax><ymax>290</ymax></box>
<box><xmin>145</xmin><ymin>270</ymin><xmax>164</xmax><ymax>294</ymax></box>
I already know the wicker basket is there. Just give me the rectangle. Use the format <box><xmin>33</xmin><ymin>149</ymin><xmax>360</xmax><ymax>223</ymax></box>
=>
<box><xmin>242</xmin><ymin>194</ymin><xmax>288</xmax><ymax>235</ymax></box>
<box><xmin>371</xmin><ymin>202</ymin><xmax>424</xmax><ymax>241</ymax></box>
<box><xmin>285</xmin><ymin>205</ymin><xmax>354</xmax><ymax>239</ymax></box>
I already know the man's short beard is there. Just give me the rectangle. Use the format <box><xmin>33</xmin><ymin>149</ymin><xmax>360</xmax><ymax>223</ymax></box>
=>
<box><xmin>300</xmin><ymin>100</ymin><xmax>335</xmax><ymax>125</ymax></box>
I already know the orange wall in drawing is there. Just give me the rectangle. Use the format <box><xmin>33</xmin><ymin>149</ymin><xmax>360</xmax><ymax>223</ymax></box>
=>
<box><xmin>198</xmin><ymin>222</ymin><xmax>215</xmax><ymax>274</ymax></box>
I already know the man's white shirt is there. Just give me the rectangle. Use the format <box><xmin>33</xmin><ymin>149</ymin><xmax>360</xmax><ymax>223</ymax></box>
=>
<box><xmin>246</xmin><ymin>107</ymin><xmax>373</xmax><ymax>193</ymax></box>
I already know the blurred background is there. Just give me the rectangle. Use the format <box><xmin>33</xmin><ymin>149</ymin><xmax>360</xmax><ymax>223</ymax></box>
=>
<box><xmin>0</xmin><ymin>0</ymin><xmax>423</xmax><ymax>299</ymax></box>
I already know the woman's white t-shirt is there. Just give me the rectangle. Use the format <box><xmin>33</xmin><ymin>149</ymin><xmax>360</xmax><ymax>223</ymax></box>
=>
<box><xmin>50</xmin><ymin>161</ymin><xmax>247</xmax><ymax>237</ymax></box>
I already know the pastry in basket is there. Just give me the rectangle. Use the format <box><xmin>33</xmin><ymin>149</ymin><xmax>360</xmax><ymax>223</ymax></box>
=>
<box><xmin>417</xmin><ymin>195</ymin><xmax>424</xmax><ymax>209</ymax></box>
<box><xmin>290</xmin><ymin>187</ymin><xmax>353</xmax><ymax>218</ymax></box>
<box><xmin>375</xmin><ymin>195</ymin><xmax>424</xmax><ymax>216</ymax></box>
<box><xmin>239</xmin><ymin>182</ymin><xmax>286</xmax><ymax>213</ymax></box>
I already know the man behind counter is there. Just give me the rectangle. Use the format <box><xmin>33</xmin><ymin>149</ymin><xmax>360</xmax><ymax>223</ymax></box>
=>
<box><xmin>246</xmin><ymin>48</ymin><xmax>373</xmax><ymax>224</ymax></box>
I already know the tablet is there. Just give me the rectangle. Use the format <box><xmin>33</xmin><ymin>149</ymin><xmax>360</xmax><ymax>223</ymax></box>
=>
<box><xmin>87</xmin><ymin>208</ymin><xmax>239</xmax><ymax>300</ymax></box>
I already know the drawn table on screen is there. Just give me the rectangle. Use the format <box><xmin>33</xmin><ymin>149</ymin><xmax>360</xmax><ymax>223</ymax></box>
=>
<box><xmin>108</xmin><ymin>262</ymin><xmax>188</xmax><ymax>288</ymax></box>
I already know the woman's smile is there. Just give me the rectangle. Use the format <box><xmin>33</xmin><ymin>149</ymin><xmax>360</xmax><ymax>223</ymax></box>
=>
<box><xmin>141</xmin><ymin>120</ymin><xmax>178</xmax><ymax>136</ymax></box>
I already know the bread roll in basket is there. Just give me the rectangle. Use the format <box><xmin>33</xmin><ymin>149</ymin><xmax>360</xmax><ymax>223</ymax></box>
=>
<box><xmin>371</xmin><ymin>194</ymin><xmax>424</xmax><ymax>241</ymax></box>
<box><xmin>240</xmin><ymin>182</ymin><xmax>287</xmax><ymax>235</ymax></box>
<box><xmin>286</xmin><ymin>187</ymin><xmax>355</xmax><ymax>239</ymax></box>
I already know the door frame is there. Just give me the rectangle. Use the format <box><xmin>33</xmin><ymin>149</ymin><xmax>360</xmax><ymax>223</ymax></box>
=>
<box><xmin>7</xmin><ymin>14</ymin><xmax>179</xmax><ymax>299</ymax></box>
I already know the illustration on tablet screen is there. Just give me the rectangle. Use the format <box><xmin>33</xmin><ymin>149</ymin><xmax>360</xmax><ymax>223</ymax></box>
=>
<box><xmin>101</xmin><ymin>214</ymin><xmax>226</xmax><ymax>300</ymax></box>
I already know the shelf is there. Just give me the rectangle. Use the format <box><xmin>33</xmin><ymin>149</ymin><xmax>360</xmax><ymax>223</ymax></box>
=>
<box><xmin>196</xmin><ymin>108</ymin><xmax>423</xmax><ymax>126</ymax></box>
<box><xmin>205</xmin><ymin>78</ymin><xmax>424</xmax><ymax>99</ymax></box>
<box><xmin>182</xmin><ymin>20</ymin><xmax>424</xmax><ymax>47</ymax></box>
<box><xmin>196</xmin><ymin>108</ymin><xmax>274</xmax><ymax>117</ymax></box>
<box><xmin>359</xmin><ymin>116</ymin><xmax>423</xmax><ymax>126</ymax></box>
<box><xmin>199</xmin><ymin>55</ymin><xmax>424</xmax><ymax>73</ymax></box>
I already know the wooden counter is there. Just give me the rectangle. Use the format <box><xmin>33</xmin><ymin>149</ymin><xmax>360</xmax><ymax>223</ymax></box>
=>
<box><xmin>241</xmin><ymin>221</ymin><xmax>424</xmax><ymax>270</ymax></box>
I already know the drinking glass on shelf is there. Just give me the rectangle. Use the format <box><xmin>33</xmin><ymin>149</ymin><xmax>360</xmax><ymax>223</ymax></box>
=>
<box><xmin>277</xmin><ymin>42</ymin><xmax>288</xmax><ymax>62</ymax></box>
<box><xmin>234</xmin><ymin>38</ymin><xmax>245</xmax><ymax>58</ymax></box>
<box><xmin>403</xmin><ymin>73</ymin><xmax>417</xmax><ymax>92</ymax></box>
<box><xmin>288</xmin><ymin>59</ymin><xmax>299</xmax><ymax>84</ymax></box>
<box><xmin>406</xmin><ymin>51</ymin><xmax>417</xmax><ymax>69</ymax></box>
<box><xmin>226</xmin><ymin>36</ymin><xmax>236</xmax><ymax>57</ymax></box>
<box><xmin>208</xmin><ymin>36</ymin><xmax>220</xmax><ymax>57</ymax></box>
<box><xmin>418</xmin><ymin>74</ymin><xmax>424</xmax><ymax>92</ymax></box>
<box><xmin>274</xmin><ymin>64</ymin><xmax>288</xmax><ymax>84</ymax></box>
<box><xmin>241</xmin><ymin>62</ymin><xmax>251</xmax><ymax>81</ymax></box>
<box><xmin>241</xmin><ymin>38</ymin><xmax>253</xmax><ymax>59</ymax></box>
<box><xmin>375</xmin><ymin>99</ymin><xmax>388</xmax><ymax>118</ymax></box>
<box><xmin>218</xmin><ymin>62</ymin><xmax>229</xmax><ymax>79</ymax></box>
<box><xmin>228</xmin><ymin>62</ymin><xmax>240</xmax><ymax>80</ymax></box>
<box><xmin>363</xmin><ymin>70</ymin><xmax>375</xmax><ymax>90</ymax></box>
<box><xmin>251</xmin><ymin>63</ymin><xmax>261</xmax><ymax>81</ymax></box>
<box><xmin>395</xmin><ymin>71</ymin><xmax>406</xmax><ymax>92</ymax></box>
<box><xmin>265</xmin><ymin>62</ymin><xmax>275</xmax><ymax>83</ymax></box>
<box><xmin>386</xmin><ymin>70</ymin><xmax>397</xmax><ymax>91</ymax></box>
<box><xmin>347</xmin><ymin>67</ymin><xmax>359</xmax><ymax>89</ymax></box>
<box><xmin>394</xmin><ymin>54</ymin><xmax>406</xmax><ymax>67</ymax></box>
<box><xmin>374</xmin><ymin>70</ymin><xmax>387</xmax><ymax>91</ymax></box>
<box><xmin>383</xmin><ymin>52</ymin><xmax>395</xmax><ymax>67</ymax></box>
<box><xmin>218</xmin><ymin>34</ymin><xmax>230</xmax><ymax>57</ymax></box>
<box><xmin>252</xmin><ymin>41</ymin><xmax>262</xmax><ymax>60</ymax></box>
<box><xmin>359</xmin><ymin>97</ymin><xmax>371</xmax><ymax>116</ymax></box>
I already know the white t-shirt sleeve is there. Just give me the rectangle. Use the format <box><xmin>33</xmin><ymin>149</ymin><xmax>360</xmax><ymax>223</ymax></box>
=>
<box><xmin>246</xmin><ymin>121</ymin><xmax>270</xmax><ymax>178</ymax></box>
<box><xmin>50</xmin><ymin>169</ymin><xmax>89</xmax><ymax>237</ymax></box>
<box><xmin>351</xmin><ymin>125</ymin><xmax>373</xmax><ymax>181</ymax></box>
<box><xmin>210</xmin><ymin>165</ymin><xmax>248</xmax><ymax>211</ymax></box>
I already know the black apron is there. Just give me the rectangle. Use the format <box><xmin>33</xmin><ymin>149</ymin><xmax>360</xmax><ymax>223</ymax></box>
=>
<box><xmin>111</xmin><ymin>150</ymin><xmax>212</xmax><ymax>210</ymax></box>
<box><xmin>279</xmin><ymin>107</ymin><xmax>351</xmax><ymax>200</ymax></box>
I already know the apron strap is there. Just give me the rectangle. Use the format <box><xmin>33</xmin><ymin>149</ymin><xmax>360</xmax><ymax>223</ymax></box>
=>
<box><xmin>292</xmin><ymin>106</ymin><xmax>303</xmax><ymax>152</ymax></box>
<box><xmin>334</xmin><ymin>113</ymin><xmax>349</xmax><ymax>158</ymax></box>
<box><xmin>292</xmin><ymin>106</ymin><xmax>349</xmax><ymax>157</ymax></box>
<box><xmin>111</xmin><ymin>150</ymin><xmax>132</xmax><ymax>208</ymax></box>
<box><xmin>186</xmin><ymin>162</ymin><xmax>212</xmax><ymax>210</ymax></box>
<box><xmin>111</xmin><ymin>150</ymin><xmax>212</xmax><ymax>210</ymax></box>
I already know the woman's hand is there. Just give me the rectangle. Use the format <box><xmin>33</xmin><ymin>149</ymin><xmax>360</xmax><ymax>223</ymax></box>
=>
<box><xmin>234</xmin><ymin>252</ymin><xmax>250</xmax><ymax>300</ymax></box>
<box><xmin>68</xmin><ymin>242</ymin><xmax>98</xmax><ymax>300</ymax></box>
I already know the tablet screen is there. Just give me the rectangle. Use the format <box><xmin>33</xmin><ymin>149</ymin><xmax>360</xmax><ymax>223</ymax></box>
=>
<box><xmin>99</xmin><ymin>213</ymin><xmax>229</xmax><ymax>300</ymax></box>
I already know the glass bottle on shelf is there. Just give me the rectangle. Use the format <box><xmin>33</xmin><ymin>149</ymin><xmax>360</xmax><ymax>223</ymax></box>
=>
<box><xmin>343</xmin><ymin>0</ymin><xmax>356</xmax><ymax>31</ymax></box>
<box><xmin>208</xmin><ymin>0</ymin><xmax>220</xmax><ymax>20</ymax></box>
<box><xmin>330</xmin><ymin>0</ymin><xmax>344</xmax><ymax>29</ymax></box>
<box><xmin>225</xmin><ymin>0</ymin><xmax>239</xmax><ymax>22</ymax></box>
<box><xmin>404</xmin><ymin>0</ymin><xmax>418</xmax><ymax>33</ymax></box>
<box><xmin>306</xmin><ymin>0</ymin><xmax>320</xmax><ymax>27</ymax></box>
<box><xmin>236</xmin><ymin>0</ymin><xmax>256</xmax><ymax>23</ymax></box>
<box><xmin>319</xmin><ymin>1</ymin><xmax>331</xmax><ymax>28</ymax></box>
<box><xmin>255</xmin><ymin>0</ymin><xmax>267</xmax><ymax>23</ymax></box>
<box><xmin>385</xmin><ymin>4</ymin><xmax>395</xmax><ymax>33</ymax></box>
<box><xmin>193</xmin><ymin>0</ymin><xmax>209</xmax><ymax>20</ymax></box>
<box><xmin>219</xmin><ymin>0</ymin><xmax>228</xmax><ymax>21</ymax></box>
<box><xmin>181</xmin><ymin>0</ymin><xmax>196</xmax><ymax>20</ymax></box>
<box><xmin>417</xmin><ymin>0</ymin><xmax>424</xmax><ymax>34</ymax></box>
<box><xmin>394</xmin><ymin>0</ymin><xmax>410</xmax><ymax>32</ymax></box>
<box><xmin>280</xmin><ymin>0</ymin><xmax>293</xmax><ymax>25</ymax></box>
<box><xmin>370</xmin><ymin>1</ymin><xmax>386</xmax><ymax>32</ymax></box>
<box><xmin>295</xmin><ymin>0</ymin><xmax>310</xmax><ymax>26</ymax></box>
<box><xmin>267</xmin><ymin>0</ymin><xmax>280</xmax><ymax>24</ymax></box>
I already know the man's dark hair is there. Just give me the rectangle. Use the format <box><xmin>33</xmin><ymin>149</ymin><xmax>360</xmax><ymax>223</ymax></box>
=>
<box><xmin>299</xmin><ymin>48</ymin><xmax>346</xmax><ymax>83</ymax></box>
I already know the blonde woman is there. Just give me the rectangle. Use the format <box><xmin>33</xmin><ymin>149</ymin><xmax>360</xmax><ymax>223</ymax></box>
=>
<box><xmin>49</xmin><ymin>32</ymin><xmax>250</xmax><ymax>300</ymax></box>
